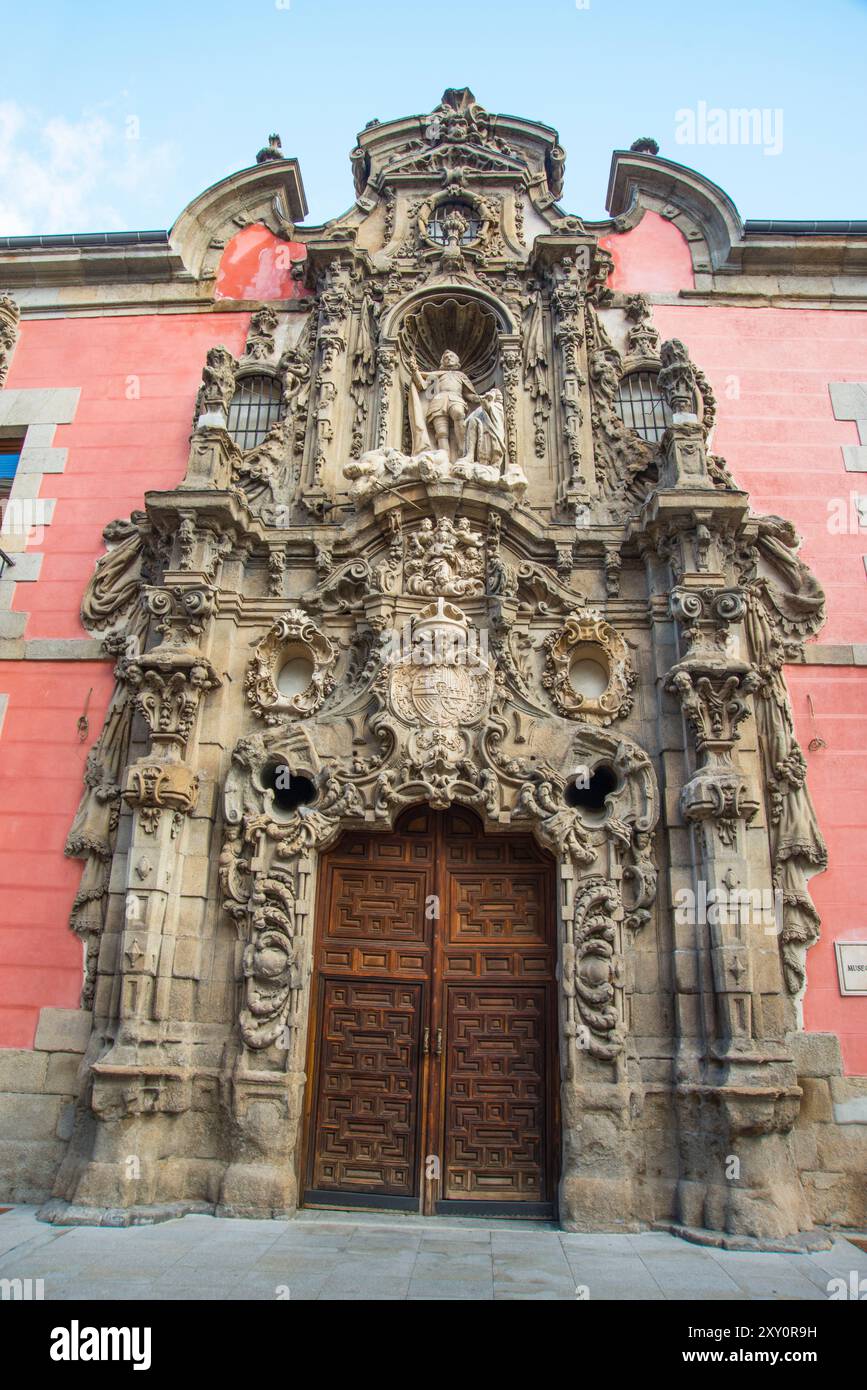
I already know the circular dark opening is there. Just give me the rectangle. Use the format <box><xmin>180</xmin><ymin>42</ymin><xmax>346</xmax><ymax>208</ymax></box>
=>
<box><xmin>565</xmin><ymin>763</ymin><xmax>618</xmax><ymax>812</ymax></box>
<box><xmin>262</xmin><ymin>762</ymin><xmax>317</xmax><ymax>814</ymax></box>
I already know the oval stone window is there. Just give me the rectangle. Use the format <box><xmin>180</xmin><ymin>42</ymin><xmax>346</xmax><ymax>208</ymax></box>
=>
<box><xmin>568</xmin><ymin>652</ymin><xmax>610</xmax><ymax>701</ymax></box>
<box><xmin>276</xmin><ymin>655</ymin><xmax>315</xmax><ymax>699</ymax></box>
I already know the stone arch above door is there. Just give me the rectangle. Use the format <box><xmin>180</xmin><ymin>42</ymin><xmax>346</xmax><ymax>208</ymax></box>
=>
<box><xmin>215</xmin><ymin>588</ymin><xmax>661</xmax><ymax>1222</ymax></box>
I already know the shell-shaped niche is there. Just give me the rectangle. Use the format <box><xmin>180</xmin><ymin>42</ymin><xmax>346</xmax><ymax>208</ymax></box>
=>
<box><xmin>398</xmin><ymin>295</ymin><xmax>500</xmax><ymax>387</ymax></box>
<box><xmin>245</xmin><ymin>609</ymin><xmax>337</xmax><ymax>725</ymax></box>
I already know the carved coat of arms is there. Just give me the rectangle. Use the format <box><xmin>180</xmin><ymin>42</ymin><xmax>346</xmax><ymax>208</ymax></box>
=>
<box><xmin>385</xmin><ymin>599</ymin><xmax>494</xmax><ymax>750</ymax></box>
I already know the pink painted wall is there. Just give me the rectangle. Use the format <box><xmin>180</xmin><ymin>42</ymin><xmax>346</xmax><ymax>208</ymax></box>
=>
<box><xmin>647</xmin><ymin>300</ymin><xmax>867</xmax><ymax>1072</ymax></box>
<box><xmin>0</xmin><ymin>312</ymin><xmax>249</xmax><ymax>1044</ymax></box>
<box><xmin>602</xmin><ymin>210</ymin><xmax>867</xmax><ymax>1071</ymax></box>
<box><xmin>787</xmin><ymin>666</ymin><xmax>867</xmax><ymax>1071</ymax></box>
<box><xmin>649</xmin><ymin>303</ymin><xmax>867</xmax><ymax>650</ymax></box>
<box><xmin>1</xmin><ymin>212</ymin><xmax>865</xmax><ymax>1070</ymax></box>
<box><xmin>600</xmin><ymin>210</ymin><xmax>695</xmax><ymax>293</ymax></box>
<box><xmin>214</xmin><ymin>224</ymin><xmax>309</xmax><ymax>302</ymax></box>
<box><xmin>0</xmin><ymin>663</ymin><xmax>114</xmax><ymax>1045</ymax></box>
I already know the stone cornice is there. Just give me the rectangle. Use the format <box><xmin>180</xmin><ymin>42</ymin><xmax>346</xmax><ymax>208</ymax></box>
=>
<box><xmin>0</xmin><ymin>159</ymin><xmax>308</xmax><ymax>293</ymax></box>
<box><xmin>169</xmin><ymin>159</ymin><xmax>308</xmax><ymax>280</ymax></box>
<box><xmin>604</xmin><ymin>150</ymin><xmax>867</xmax><ymax>291</ymax></box>
<box><xmin>2</xmin><ymin>142</ymin><xmax>867</xmax><ymax>312</ymax></box>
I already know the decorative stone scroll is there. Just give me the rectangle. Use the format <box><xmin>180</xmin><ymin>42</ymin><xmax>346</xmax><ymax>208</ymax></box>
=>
<box><xmin>243</xmin><ymin>307</ymin><xmax>279</xmax><ymax>363</ymax></box>
<box><xmin>123</xmin><ymin>761</ymin><xmax>200</xmax><ymax>837</ymax></box>
<box><xmin>239</xmin><ymin>864</ymin><xmax>303</xmax><ymax>1049</ymax></box>
<box><xmin>80</xmin><ymin>517</ymin><xmax>146</xmax><ymax>634</ymax></box>
<box><xmin>562</xmin><ymin>877</ymin><xmax>624</xmax><ymax>1062</ymax></box>
<box><xmin>740</xmin><ymin>516</ymin><xmax>828</xmax><ymax>995</ymax></box>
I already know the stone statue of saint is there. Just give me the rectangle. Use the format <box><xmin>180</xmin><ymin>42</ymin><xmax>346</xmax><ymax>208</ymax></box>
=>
<box><xmin>408</xmin><ymin>350</ymin><xmax>482</xmax><ymax>459</ymax></box>
<box><xmin>460</xmin><ymin>388</ymin><xmax>506</xmax><ymax>471</ymax></box>
<box><xmin>346</xmin><ymin>355</ymin><xmax>527</xmax><ymax>503</ymax></box>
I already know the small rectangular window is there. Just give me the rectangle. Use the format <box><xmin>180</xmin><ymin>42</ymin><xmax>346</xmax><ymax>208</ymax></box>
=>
<box><xmin>0</xmin><ymin>435</ymin><xmax>25</xmax><ymax>504</ymax></box>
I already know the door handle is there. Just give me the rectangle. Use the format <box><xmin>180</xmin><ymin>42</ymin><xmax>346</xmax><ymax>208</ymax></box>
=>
<box><xmin>435</xmin><ymin>1027</ymin><xmax>443</xmax><ymax>1056</ymax></box>
<box><xmin>422</xmin><ymin>1027</ymin><xmax>430</xmax><ymax>1055</ymax></box>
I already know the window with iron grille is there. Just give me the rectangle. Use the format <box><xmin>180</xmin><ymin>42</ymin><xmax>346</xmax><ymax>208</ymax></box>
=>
<box><xmin>426</xmin><ymin>200</ymin><xmax>482</xmax><ymax>246</ymax></box>
<box><xmin>615</xmin><ymin>371</ymin><xmax>671</xmax><ymax>444</ymax></box>
<box><xmin>227</xmin><ymin>375</ymin><xmax>282</xmax><ymax>450</ymax></box>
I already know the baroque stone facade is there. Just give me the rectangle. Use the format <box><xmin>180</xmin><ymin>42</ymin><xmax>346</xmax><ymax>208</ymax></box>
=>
<box><xmin>36</xmin><ymin>90</ymin><xmax>861</xmax><ymax>1243</ymax></box>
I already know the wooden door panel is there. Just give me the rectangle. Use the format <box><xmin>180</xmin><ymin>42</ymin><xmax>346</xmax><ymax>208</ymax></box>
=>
<box><xmin>305</xmin><ymin>810</ymin><xmax>557</xmax><ymax>1215</ymax></box>
<box><xmin>442</xmin><ymin>985</ymin><xmax>549</xmax><ymax>1201</ymax></box>
<box><xmin>326</xmin><ymin>866</ymin><xmax>430</xmax><ymax>942</ymax></box>
<box><xmin>445</xmin><ymin>949</ymin><xmax>552</xmax><ymax>978</ymax></box>
<box><xmin>320</xmin><ymin>944</ymin><xmax>429</xmax><ymax>977</ymax></box>
<box><xmin>449</xmin><ymin>871</ymin><xmax>549</xmax><ymax>943</ymax></box>
<box><xmin>309</xmin><ymin>978</ymin><xmax>423</xmax><ymax>1197</ymax></box>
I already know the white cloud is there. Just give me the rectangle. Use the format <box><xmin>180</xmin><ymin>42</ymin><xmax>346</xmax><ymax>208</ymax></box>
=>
<box><xmin>0</xmin><ymin>100</ymin><xmax>178</xmax><ymax>235</ymax></box>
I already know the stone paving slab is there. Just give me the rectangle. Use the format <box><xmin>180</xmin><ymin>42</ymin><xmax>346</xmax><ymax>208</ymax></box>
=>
<box><xmin>0</xmin><ymin>1205</ymin><xmax>865</xmax><ymax>1302</ymax></box>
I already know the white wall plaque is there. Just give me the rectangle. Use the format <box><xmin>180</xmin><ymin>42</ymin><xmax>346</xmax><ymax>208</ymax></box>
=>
<box><xmin>834</xmin><ymin>941</ymin><xmax>867</xmax><ymax>996</ymax></box>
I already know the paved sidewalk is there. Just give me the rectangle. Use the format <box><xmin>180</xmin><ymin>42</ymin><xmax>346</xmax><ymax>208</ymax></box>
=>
<box><xmin>1</xmin><ymin>1206</ymin><xmax>865</xmax><ymax>1301</ymax></box>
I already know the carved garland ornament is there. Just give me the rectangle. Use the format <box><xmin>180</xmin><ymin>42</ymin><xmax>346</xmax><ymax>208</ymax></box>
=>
<box><xmin>562</xmin><ymin>877</ymin><xmax>624</xmax><ymax>1062</ymax></box>
<box><xmin>245</xmin><ymin>609</ymin><xmax>337</xmax><ymax>724</ymax></box>
<box><xmin>542</xmin><ymin>614</ymin><xmax>636</xmax><ymax>724</ymax></box>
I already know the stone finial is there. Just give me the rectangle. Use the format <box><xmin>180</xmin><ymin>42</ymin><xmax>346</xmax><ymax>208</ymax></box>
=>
<box><xmin>630</xmin><ymin>137</ymin><xmax>660</xmax><ymax>155</ymax></box>
<box><xmin>256</xmin><ymin>133</ymin><xmax>283</xmax><ymax>165</ymax></box>
<box><xmin>439</xmin><ymin>87</ymin><xmax>477</xmax><ymax>113</ymax></box>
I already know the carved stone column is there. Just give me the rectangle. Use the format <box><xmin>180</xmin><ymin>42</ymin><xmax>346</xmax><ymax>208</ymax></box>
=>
<box><xmin>517</xmin><ymin>730</ymin><xmax>658</xmax><ymax>1231</ymax></box>
<box><xmin>375</xmin><ymin>342</ymin><xmax>398</xmax><ymax>449</ymax></box>
<box><xmin>499</xmin><ymin>337</ymin><xmax>522</xmax><ymax>470</ymax></box>
<box><xmin>551</xmin><ymin>254</ymin><xmax>589</xmax><ymax>511</ymax></box>
<box><xmin>665</xmin><ymin>586</ymin><xmax>813</xmax><ymax>1242</ymax></box>
<box><xmin>218</xmin><ymin>830</ymin><xmax>321</xmax><ymax>1217</ymax></box>
<box><xmin>666</xmin><ymin>587</ymin><xmax>762</xmax><ymax>1050</ymax></box>
<box><xmin>119</xmin><ymin>592</ymin><xmax>220</xmax><ymax>1021</ymax></box>
<box><xmin>303</xmin><ymin>252</ymin><xmax>352</xmax><ymax>511</ymax></box>
<box><xmin>637</xmin><ymin>400</ymin><xmax>818</xmax><ymax>1246</ymax></box>
<box><xmin>50</xmin><ymin>584</ymin><xmax>222</xmax><ymax>1215</ymax></box>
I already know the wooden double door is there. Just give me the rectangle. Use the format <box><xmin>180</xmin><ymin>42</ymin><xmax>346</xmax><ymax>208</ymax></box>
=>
<box><xmin>303</xmin><ymin>805</ymin><xmax>558</xmax><ymax>1217</ymax></box>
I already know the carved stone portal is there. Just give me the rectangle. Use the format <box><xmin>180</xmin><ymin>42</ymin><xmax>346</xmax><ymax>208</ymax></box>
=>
<box><xmin>48</xmin><ymin>90</ymin><xmax>840</xmax><ymax>1248</ymax></box>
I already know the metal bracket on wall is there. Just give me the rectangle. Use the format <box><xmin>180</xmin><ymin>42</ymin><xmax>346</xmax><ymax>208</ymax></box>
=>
<box><xmin>807</xmin><ymin>693</ymin><xmax>827</xmax><ymax>752</ymax></box>
<box><xmin>77</xmin><ymin>687</ymin><xmax>92</xmax><ymax>742</ymax></box>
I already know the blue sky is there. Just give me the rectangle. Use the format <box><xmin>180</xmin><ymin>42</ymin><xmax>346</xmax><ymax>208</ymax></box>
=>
<box><xmin>1</xmin><ymin>0</ymin><xmax>865</xmax><ymax>235</ymax></box>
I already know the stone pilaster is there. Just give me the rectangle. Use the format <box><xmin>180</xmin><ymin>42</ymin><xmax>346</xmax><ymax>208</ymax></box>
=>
<box><xmin>638</xmin><ymin>451</ymin><xmax>816</xmax><ymax>1246</ymax></box>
